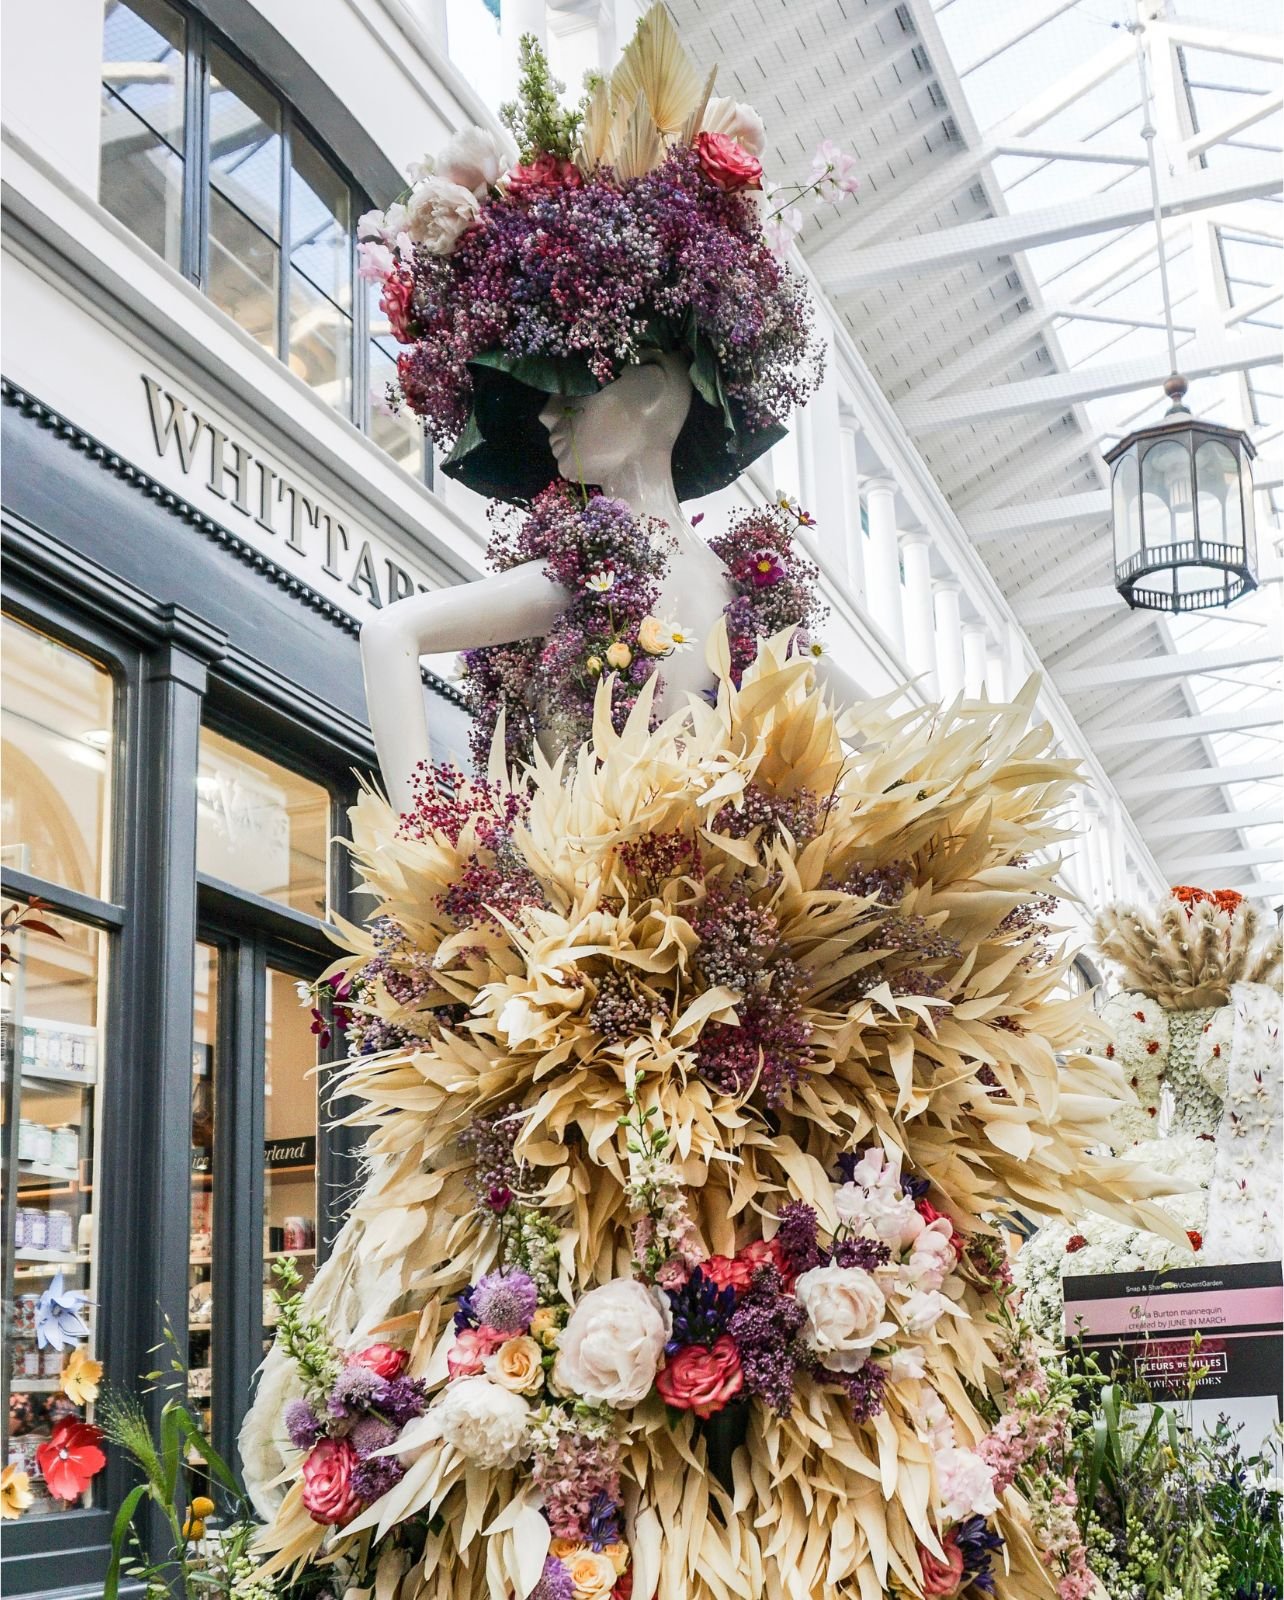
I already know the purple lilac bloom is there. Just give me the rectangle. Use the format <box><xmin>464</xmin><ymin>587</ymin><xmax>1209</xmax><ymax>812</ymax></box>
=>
<box><xmin>327</xmin><ymin>1363</ymin><xmax>380</xmax><ymax>1420</ymax></box>
<box><xmin>830</xmin><ymin>1237</ymin><xmax>892</xmax><ymax>1272</ymax></box>
<box><xmin>284</xmin><ymin>1398</ymin><xmax>324</xmax><ymax>1450</ymax></box>
<box><xmin>773</xmin><ymin>1201</ymin><xmax>822</xmax><ymax>1279</ymax></box>
<box><xmin>726</xmin><ymin>1266</ymin><xmax>807</xmax><ymax>1416</ymax></box>
<box><xmin>819</xmin><ymin>1358</ymin><xmax>887</xmax><ymax>1424</ymax></box>
<box><xmin>471</xmin><ymin>1268</ymin><xmax>538</xmax><ymax>1334</ymax></box>
<box><xmin>954</xmin><ymin>1515</ymin><xmax>1004</xmax><ymax>1594</ymax></box>
<box><xmin>374</xmin><ymin>1375</ymin><xmax>429</xmax><ymax>1429</ymax></box>
<box><xmin>665</xmin><ymin>1267</ymin><xmax>737</xmax><ymax>1353</ymax></box>
<box><xmin>529</xmin><ymin>1556</ymin><xmax>575</xmax><ymax>1600</ymax></box>
<box><xmin>350</xmin><ymin>1453</ymin><xmax>406</xmax><ymax>1505</ymax></box>
<box><xmin>531</xmin><ymin>1428</ymin><xmax>623</xmax><ymax>1544</ymax></box>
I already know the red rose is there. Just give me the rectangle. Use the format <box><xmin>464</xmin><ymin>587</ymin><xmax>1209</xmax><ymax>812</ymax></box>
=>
<box><xmin>354</xmin><ymin>1342</ymin><xmax>408</xmax><ymax>1380</ymax></box>
<box><xmin>737</xmin><ymin>1237</ymin><xmax>796</xmax><ymax>1291</ymax></box>
<box><xmin>380</xmin><ymin>269</ymin><xmax>416</xmax><ymax>344</ymax></box>
<box><xmin>702</xmin><ymin>1254</ymin><xmax>755</xmax><ymax>1295</ymax></box>
<box><xmin>1065</xmin><ymin>1235</ymin><xmax>1088</xmax><ymax>1254</ymax></box>
<box><xmin>301</xmin><ymin>1437</ymin><xmax>363</xmax><ymax>1526</ymax></box>
<box><xmin>655</xmin><ymin>1336</ymin><xmax>744</xmax><ymax>1419</ymax></box>
<box><xmin>694</xmin><ymin>132</ymin><xmax>763</xmax><ymax>192</ymax></box>
<box><xmin>919</xmin><ymin>1533</ymin><xmax>965</xmax><ymax>1597</ymax></box>
<box><xmin>504</xmin><ymin>154</ymin><xmax>583</xmax><ymax>200</ymax></box>
<box><xmin>1187</xmin><ymin>1230</ymin><xmax>1203</xmax><ymax>1251</ymax></box>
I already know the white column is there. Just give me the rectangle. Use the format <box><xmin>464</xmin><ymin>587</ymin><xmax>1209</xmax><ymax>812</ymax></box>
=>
<box><xmin>899</xmin><ymin>530</ymin><xmax>938</xmax><ymax>697</ymax></box>
<box><xmin>1003</xmin><ymin>619</ymin><xmax>1028</xmax><ymax>699</ymax></box>
<box><xmin>502</xmin><ymin>0</ymin><xmax>548</xmax><ymax>97</ymax></box>
<box><xmin>800</xmin><ymin>331</ymin><xmax>846</xmax><ymax>552</ymax></box>
<box><xmin>961</xmin><ymin>621</ymin><xmax>988</xmax><ymax>699</ymax></box>
<box><xmin>985</xmin><ymin>644</ymin><xmax>1007</xmax><ymax>702</ymax></box>
<box><xmin>838</xmin><ymin>425</ymin><xmax>866</xmax><ymax>605</ymax></box>
<box><xmin>863</xmin><ymin>477</ymin><xmax>904</xmax><ymax>655</ymax></box>
<box><xmin>932</xmin><ymin>579</ymin><xmax>965</xmax><ymax>701</ymax></box>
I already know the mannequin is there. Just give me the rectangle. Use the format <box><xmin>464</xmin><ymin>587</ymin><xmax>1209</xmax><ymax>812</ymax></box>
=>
<box><xmin>361</xmin><ymin>353</ymin><xmax>864</xmax><ymax>810</ymax></box>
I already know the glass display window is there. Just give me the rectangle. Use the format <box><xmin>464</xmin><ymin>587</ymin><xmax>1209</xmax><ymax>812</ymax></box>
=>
<box><xmin>2</xmin><ymin>904</ymin><xmax>108</xmax><ymax>1518</ymax></box>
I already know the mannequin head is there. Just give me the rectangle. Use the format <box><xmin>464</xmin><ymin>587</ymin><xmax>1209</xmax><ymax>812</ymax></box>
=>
<box><xmin>539</xmin><ymin>353</ymin><xmax>693</xmax><ymax>512</ymax></box>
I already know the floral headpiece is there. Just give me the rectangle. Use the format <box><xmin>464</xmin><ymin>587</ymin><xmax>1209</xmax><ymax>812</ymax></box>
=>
<box><xmin>358</xmin><ymin>5</ymin><xmax>859</xmax><ymax>504</ymax></box>
<box><xmin>1094</xmin><ymin>887</ymin><xmax>1282</xmax><ymax>1009</ymax></box>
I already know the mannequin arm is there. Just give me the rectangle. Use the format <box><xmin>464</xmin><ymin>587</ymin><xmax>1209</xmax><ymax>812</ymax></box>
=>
<box><xmin>360</xmin><ymin>560</ymin><xmax>567</xmax><ymax>813</ymax></box>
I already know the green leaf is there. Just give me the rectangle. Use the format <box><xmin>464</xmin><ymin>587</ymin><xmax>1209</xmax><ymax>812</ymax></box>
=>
<box><xmin>469</xmin><ymin>348</ymin><xmax>600</xmax><ymax>396</ymax></box>
<box><xmin>104</xmin><ymin>1483</ymin><xmax>150</xmax><ymax>1600</ymax></box>
<box><xmin>159</xmin><ymin>1403</ymin><xmax>183</xmax><ymax>1505</ymax></box>
<box><xmin>174</xmin><ymin>1412</ymin><xmax>247</xmax><ymax>1505</ymax></box>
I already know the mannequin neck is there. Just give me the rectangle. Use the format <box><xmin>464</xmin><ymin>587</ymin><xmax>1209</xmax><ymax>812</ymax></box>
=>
<box><xmin>598</xmin><ymin>454</ymin><xmax>690</xmax><ymax>537</ymax></box>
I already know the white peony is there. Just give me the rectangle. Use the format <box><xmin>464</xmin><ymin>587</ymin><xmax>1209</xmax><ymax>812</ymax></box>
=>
<box><xmin>795</xmin><ymin>1264</ymin><xmax>894</xmax><ymax>1372</ymax></box>
<box><xmin>553</xmin><ymin>1279</ymin><xmax>670</xmax><ymax>1408</ymax></box>
<box><xmin>403</xmin><ymin>176</ymin><xmax>480</xmax><ymax>255</ymax></box>
<box><xmin>702</xmin><ymin>96</ymin><xmax>767</xmax><ymax>158</ymax></box>
<box><xmin>422</xmin><ymin>1375</ymin><xmax>530</xmax><ymax>1468</ymax></box>
<box><xmin>437</xmin><ymin>126</ymin><xmax>510</xmax><ymax>198</ymax></box>
<box><xmin>935</xmin><ymin>1444</ymin><xmax>999</xmax><ymax>1521</ymax></box>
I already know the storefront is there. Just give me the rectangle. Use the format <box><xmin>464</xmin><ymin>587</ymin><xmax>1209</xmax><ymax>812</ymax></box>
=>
<box><xmin>1</xmin><ymin>2</ymin><xmax>480</xmax><ymax>1590</ymax></box>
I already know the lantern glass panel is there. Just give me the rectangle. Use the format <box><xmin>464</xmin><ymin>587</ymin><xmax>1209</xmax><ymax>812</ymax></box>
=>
<box><xmin>1141</xmin><ymin>439</ymin><xmax>1195</xmax><ymax>551</ymax></box>
<box><xmin>1194</xmin><ymin>439</ymin><xmax>1243</xmax><ymax>553</ymax></box>
<box><xmin>1112</xmin><ymin>451</ymin><xmax>1142</xmax><ymax>566</ymax></box>
<box><xmin>1243</xmin><ymin>457</ymin><xmax>1257</xmax><ymax>570</ymax></box>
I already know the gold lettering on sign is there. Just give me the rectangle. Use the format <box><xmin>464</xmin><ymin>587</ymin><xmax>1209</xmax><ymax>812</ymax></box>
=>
<box><xmin>140</xmin><ymin>371</ymin><xmax>436</xmax><ymax>609</ymax></box>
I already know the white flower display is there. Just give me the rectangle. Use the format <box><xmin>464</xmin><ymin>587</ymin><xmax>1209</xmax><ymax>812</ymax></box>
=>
<box><xmin>404</xmin><ymin>175</ymin><xmax>481</xmax><ymax>255</ymax></box>
<box><xmin>436</xmin><ymin>126</ymin><xmax>510</xmax><ymax>199</ymax></box>
<box><xmin>422</xmin><ymin>1375</ymin><xmax>531</xmax><ymax>1469</ymax></box>
<box><xmin>794</xmin><ymin>1264</ymin><xmax>894</xmax><ymax>1373</ymax></box>
<box><xmin>553</xmin><ymin>1280</ymin><xmax>670</xmax><ymax>1408</ymax></box>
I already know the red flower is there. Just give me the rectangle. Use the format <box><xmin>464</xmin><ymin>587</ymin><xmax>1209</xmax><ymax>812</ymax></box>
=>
<box><xmin>1105</xmin><ymin>1043</ymin><xmax>1115</xmax><ymax>1058</ymax></box>
<box><xmin>919</xmin><ymin>1532</ymin><xmax>965</xmax><ymax>1597</ymax></box>
<box><xmin>380</xmin><ymin>269</ymin><xmax>416</xmax><ymax>343</ymax></box>
<box><xmin>301</xmin><ymin>1437</ymin><xmax>362</xmax><ymax>1526</ymax></box>
<box><xmin>1187</xmin><ymin>1230</ymin><xmax>1203</xmax><ymax>1251</ymax></box>
<box><xmin>737</xmin><ymin>1237</ymin><xmax>794</xmax><ymax>1291</ymax></box>
<box><xmin>354</xmin><ymin>1342</ymin><xmax>408</xmax><ymax>1380</ymax></box>
<box><xmin>1133</xmin><ymin>1011</ymin><xmax>1146</xmax><ymax>1022</ymax></box>
<box><xmin>612</xmin><ymin>1575</ymin><xmax>634</xmax><ymax>1600</ymax></box>
<box><xmin>655</xmin><ymin>1335</ymin><xmax>744</xmax><ymax>1418</ymax></box>
<box><xmin>1212</xmin><ymin>1045</ymin><xmax>1221</xmax><ymax>1058</ymax></box>
<box><xmin>504</xmin><ymin>154</ymin><xmax>583</xmax><ymax>200</ymax></box>
<box><xmin>1146</xmin><ymin>1040</ymin><xmax>1161</xmax><ymax>1055</ymax></box>
<box><xmin>36</xmin><ymin>1418</ymin><xmax>106</xmax><ymax>1503</ymax></box>
<box><xmin>702</xmin><ymin>1254</ymin><xmax>755</xmax><ymax>1295</ymax></box>
<box><xmin>1213</xmin><ymin>889</ymin><xmax>1243</xmax><ymax>915</ymax></box>
<box><xmin>1065</xmin><ymin>1235</ymin><xmax>1088</xmax><ymax>1254</ymax></box>
<box><xmin>917</xmin><ymin>1198</ymin><xmax>968</xmax><ymax>1257</ymax></box>
<box><xmin>694</xmin><ymin>132</ymin><xmax>763</xmax><ymax>192</ymax></box>
<box><xmin>1146</xmin><ymin>1106</ymin><xmax>1158</xmax><ymax>1117</ymax></box>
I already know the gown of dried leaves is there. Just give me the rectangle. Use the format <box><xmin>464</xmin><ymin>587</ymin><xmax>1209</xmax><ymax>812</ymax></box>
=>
<box><xmin>248</xmin><ymin>629</ymin><xmax>1183</xmax><ymax>1600</ymax></box>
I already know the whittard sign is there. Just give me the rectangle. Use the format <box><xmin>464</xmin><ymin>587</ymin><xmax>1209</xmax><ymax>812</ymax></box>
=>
<box><xmin>142</xmin><ymin>373</ymin><xmax>430</xmax><ymax>614</ymax></box>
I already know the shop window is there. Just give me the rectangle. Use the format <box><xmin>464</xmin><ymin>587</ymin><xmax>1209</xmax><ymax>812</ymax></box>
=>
<box><xmin>97</xmin><ymin>0</ymin><xmax>429</xmax><ymax>483</ymax></box>
<box><xmin>2</xmin><ymin>905</ymin><xmax>108</xmax><ymax>1518</ymax></box>
<box><xmin>0</xmin><ymin>616</ymin><xmax>115</xmax><ymax>905</ymax></box>
<box><xmin>196</xmin><ymin>726</ymin><xmax>330</xmax><ymax>919</ymax></box>
<box><xmin>264</xmin><ymin>964</ymin><xmax>321</xmax><ymax>1288</ymax></box>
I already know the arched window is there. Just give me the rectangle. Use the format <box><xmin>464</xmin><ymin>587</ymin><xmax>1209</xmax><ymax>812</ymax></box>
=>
<box><xmin>98</xmin><ymin>0</ymin><xmax>426</xmax><ymax>481</ymax></box>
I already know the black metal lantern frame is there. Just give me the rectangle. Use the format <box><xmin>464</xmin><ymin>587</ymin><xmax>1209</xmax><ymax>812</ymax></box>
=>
<box><xmin>1104</xmin><ymin>385</ymin><xmax>1258</xmax><ymax>615</ymax></box>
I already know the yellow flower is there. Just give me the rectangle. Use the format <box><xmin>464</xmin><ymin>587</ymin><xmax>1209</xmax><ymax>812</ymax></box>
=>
<box><xmin>182</xmin><ymin>1516</ymin><xmax>206</xmax><ymax>1540</ymax></box>
<box><xmin>586</xmin><ymin>655</ymin><xmax>603</xmax><ymax>676</ymax></box>
<box><xmin>602</xmin><ymin>1541</ymin><xmax>630</xmax><ymax>1577</ymax></box>
<box><xmin>190</xmin><ymin>1494</ymin><xmax>216</xmax><ymax>1519</ymax></box>
<box><xmin>568</xmin><ymin>1549</ymin><xmax>618</xmax><ymax>1598</ymax></box>
<box><xmin>1</xmin><ymin>1466</ymin><xmax>33</xmax><ymax>1520</ymax></box>
<box><xmin>604</xmin><ymin>640</ymin><xmax>632</xmax><ymax>671</ymax></box>
<box><xmin>636</xmin><ymin>616</ymin><xmax>669</xmax><ymax>656</ymax></box>
<box><xmin>60</xmin><ymin>1347</ymin><xmax>103</xmax><ymax>1406</ymax></box>
<box><xmin>549</xmin><ymin>1538</ymin><xmax>583</xmax><ymax>1561</ymax></box>
<box><xmin>530</xmin><ymin>1306</ymin><xmax>562</xmax><ymax>1349</ymax></box>
<box><xmin>487</xmin><ymin>1334</ymin><xmax>545</xmax><ymax>1394</ymax></box>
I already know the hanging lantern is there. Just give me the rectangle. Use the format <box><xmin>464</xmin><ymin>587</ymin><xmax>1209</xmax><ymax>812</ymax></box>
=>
<box><xmin>1105</xmin><ymin>375</ymin><xmax>1258</xmax><ymax>614</ymax></box>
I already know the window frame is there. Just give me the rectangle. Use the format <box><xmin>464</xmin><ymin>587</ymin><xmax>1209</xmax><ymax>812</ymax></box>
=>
<box><xmin>98</xmin><ymin>0</ymin><xmax>431</xmax><ymax>485</ymax></box>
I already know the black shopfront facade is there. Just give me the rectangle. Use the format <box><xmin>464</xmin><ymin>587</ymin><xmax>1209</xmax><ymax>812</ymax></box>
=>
<box><xmin>0</xmin><ymin>380</ymin><xmax>469</xmax><ymax>1595</ymax></box>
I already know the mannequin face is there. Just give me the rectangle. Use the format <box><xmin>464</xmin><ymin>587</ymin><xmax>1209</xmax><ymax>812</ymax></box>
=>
<box><xmin>539</xmin><ymin>354</ymin><xmax>692</xmax><ymax>487</ymax></box>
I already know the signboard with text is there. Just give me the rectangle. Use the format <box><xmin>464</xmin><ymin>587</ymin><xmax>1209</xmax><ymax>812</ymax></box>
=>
<box><xmin>1064</xmin><ymin>1260</ymin><xmax>1283</xmax><ymax>1454</ymax></box>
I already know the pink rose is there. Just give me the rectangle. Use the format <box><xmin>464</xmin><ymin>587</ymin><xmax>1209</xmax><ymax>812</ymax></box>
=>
<box><xmin>379</xmin><ymin>269</ymin><xmax>416</xmax><ymax>344</ymax></box>
<box><xmin>702</xmin><ymin>1255</ymin><xmax>755</xmax><ymax>1295</ymax></box>
<box><xmin>655</xmin><ymin>1336</ymin><xmax>744</xmax><ymax>1419</ymax></box>
<box><xmin>919</xmin><ymin>1534</ymin><xmax>965</xmax><ymax>1597</ymax></box>
<box><xmin>504</xmin><ymin>154</ymin><xmax>584</xmax><ymax>200</ymax></box>
<box><xmin>354</xmin><ymin>1342</ymin><xmax>408</xmax><ymax>1380</ymax></box>
<box><xmin>448</xmin><ymin>1325</ymin><xmax>507</xmax><ymax>1378</ymax></box>
<box><xmin>301</xmin><ymin>1437</ymin><xmax>362</xmax><ymax>1526</ymax></box>
<box><xmin>737</xmin><ymin>1238</ymin><xmax>794</xmax><ymax>1290</ymax></box>
<box><xmin>694</xmin><ymin>131</ymin><xmax>763</xmax><ymax>192</ymax></box>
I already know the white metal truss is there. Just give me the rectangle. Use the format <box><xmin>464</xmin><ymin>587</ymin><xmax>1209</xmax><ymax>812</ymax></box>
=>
<box><xmin>1057</xmin><ymin>631</ymin><xmax>1283</xmax><ymax>691</ymax></box>
<box><xmin>1119</xmin><ymin>762</ymin><xmax>1283</xmax><ymax>796</ymax></box>
<box><xmin>1091</xmin><ymin>705</ymin><xmax>1282</xmax><ymax>747</ymax></box>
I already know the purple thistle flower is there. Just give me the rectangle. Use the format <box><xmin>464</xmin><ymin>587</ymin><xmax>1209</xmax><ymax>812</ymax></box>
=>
<box><xmin>530</xmin><ymin>1556</ymin><xmax>575</xmax><ymax>1600</ymax></box>
<box><xmin>471</xmin><ymin>1268</ymin><xmax>538</xmax><ymax>1334</ymax></box>
<box><xmin>350</xmin><ymin>1453</ymin><xmax>406</xmax><ymax>1505</ymax></box>
<box><xmin>348</xmin><ymin>1416</ymin><xmax>397</xmax><ymax>1459</ymax></box>
<box><xmin>284</xmin><ymin>1398</ymin><xmax>323</xmax><ymax>1450</ymax></box>
<box><xmin>327</xmin><ymin>1363</ymin><xmax>380</xmax><ymax>1420</ymax></box>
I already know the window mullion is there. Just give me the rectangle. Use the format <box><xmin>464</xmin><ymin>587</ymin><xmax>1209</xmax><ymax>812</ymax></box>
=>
<box><xmin>182</xmin><ymin>14</ymin><xmax>209</xmax><ymax>287</ymax></box>
<box><xmin>352</xmin><ymin>192</ymin><xmax>367</xmax><ymax>430</ymax></box>
<box><xmin>278</xmin><ymin>105</ymin><xmax>292</xmax><ymax>365</ymax></box>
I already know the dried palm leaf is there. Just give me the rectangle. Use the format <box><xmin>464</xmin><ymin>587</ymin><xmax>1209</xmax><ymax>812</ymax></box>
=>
<box><xmin>577</xmin><ymin>76</ymin><xmax>613</xmax><ymax>173</ymax></box>
<box><xmin>610</xmin><ymin>2</ymin><xmax>705</xmax><ymax>135</ymax></box>
<box><xmin>611</xmin><ymin>93</ymin><xmax>665</xmax><ymax>182</ymax></box>
<box><xmin>679</xmin><ymin>65</ymin><xmax>719</xmax><ymax>147</ymax></box>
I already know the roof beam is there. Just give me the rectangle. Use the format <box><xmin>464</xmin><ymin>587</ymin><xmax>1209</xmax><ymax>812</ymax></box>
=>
<box><xmin>1146</xmin><ymin>809</ymin><xmax>1280</xmax><ymax>840</ymax></box>
<box><xmin>1091</xmin><ymin>705</ymin><xmax>1282</xmax><ymax>747</ymax></box>
<box><xmin>1017</xmin><ymin>585</ymin><xmax>1122</xmax><ymax>623</ymax></box>
<box><xmin>1158</xmin><ymin>21</ymin><xmax>1283</xmax><ymax>65</ymax></box>
<box><xmin>987</xmin><ymin>36</ymin><xmax>1132</xmax><ymax>141</ymax></box>
<box><xmin>967</xmin><ymin>492</ymin><xmax>1110</xmax><ymax>538</ymax></box>
<box><xmin>992</xmin><ymin>137</ymin><xmax>1146</xmax><ymax>167</ymax></box>
<box><xmin>899</xmin><ymin>328</ymin><xmax>1281</xmax><ymax>430</ymax></box>
<box><xmin>827</xmin><ymin>165</ymin><xmax>1282</xmax><ymax>292</ymax></box>
<box><xmin>1156</xmin><ymin>847</ymin><xmax>1281</xmax><ymax>872</ymax></box>
<box><xmin>1120</xmin><ymin>762</ymin><xmax>1282</xmax><ymax>797</ymax></box>
<box><xmin>1058</xmin><ymin>632</ymin><xmax>1282</xmax><ymax>691</ymax></box>
<box><xmin>1185</xmin><ymin>91</ymin><xmax>1284</xmax><ymax>160</ymax></box>
<box><xmin>807</xmin><ymin>147</ymin><xmax>990</xmax><ymax>260</ymax></box>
